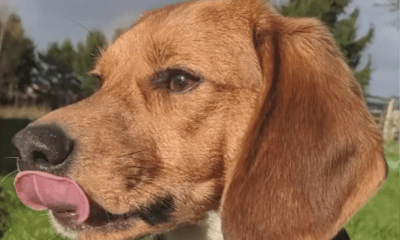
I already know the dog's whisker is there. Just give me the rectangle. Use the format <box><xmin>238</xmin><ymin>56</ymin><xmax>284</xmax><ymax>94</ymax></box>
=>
<box><xmin>105</xmin><ymin>209</ymin><xmax>111</xmax><ymax>223</ymax></box>
<box><xmin>0</xmin><ymin>169</ymin><xmax>18</xmax><ymax>184</ymax></box>
<box><xmin>124</xmin><ymin>211</ymin><xmax>134</xmax><ymax>219</ymax></box>
<box><xmin>63</xmin><ymin>17</ymin><xmax>107</xmax><ymax>66</ymax></box>
<box><xmin>4</xmin><ymin>156</ymin><xmax>18</xmax><ymax>159</ymax></box>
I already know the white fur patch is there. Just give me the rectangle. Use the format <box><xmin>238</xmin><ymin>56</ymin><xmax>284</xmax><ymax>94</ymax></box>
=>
<box><xmin>48</xmin><ymin>210</ymin><xmax>223</xmax><ymax>240</ymax></box>
<box><xmin>48</xmin><ymin>211</ymin><xmax>79</xmax><ymax>240</ymax></box>
<box><xmin>162</xmin><ymin>211</ymin><xmax>224</xmax><ymax>240</ymax></box>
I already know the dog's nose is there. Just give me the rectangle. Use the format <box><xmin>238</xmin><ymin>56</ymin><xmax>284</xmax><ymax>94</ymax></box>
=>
<box><xmin>12</xmin><ymin>124</ymin><xmax>74</xmax><ymax>170</ymax></box>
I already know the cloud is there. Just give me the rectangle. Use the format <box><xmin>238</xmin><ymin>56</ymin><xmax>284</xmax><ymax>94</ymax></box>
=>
<box><xmin>369</xmin><ymin>68</ymin><xmax>399</xmax><ymax>97</ymax></box>
<box><xmin>351</xmin><ymin>0</ymin><xmax>398</xmax><ymax>97</ymax></box>
<box><xmin>369</xmin><ymin>26</ymin><xmax>399</xmax><ymax>70</ymax></box>
<box><xmin>103</xmin><ymin>10</ymin><xmax>139</xmax><ymax>42</ymax></box>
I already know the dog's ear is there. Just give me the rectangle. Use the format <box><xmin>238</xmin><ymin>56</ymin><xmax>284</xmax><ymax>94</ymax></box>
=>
<box><xmin>220</xmin><ymin>3</ymin><xmax>387</xmax><ymax>240</ymax></box>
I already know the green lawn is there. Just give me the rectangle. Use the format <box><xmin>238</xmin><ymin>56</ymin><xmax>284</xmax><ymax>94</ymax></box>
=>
<box><xmin>0</xmin><ymin>174</ymin><xmax>67</xmax><ymax>240</ymax></box>
<box><xmin>0</xmin><ymin>143</ymin><xmax>398</xmax><ymax>240</ymax></box>
<box><xmin>0</xmin><ymin>106</ymin><xmax>49</xmax><ymax>120</ymax></box>
<box><xmin>346</xmin><ymin>141</ymin><xmax>399</xmax><ymax>240</ymax></box>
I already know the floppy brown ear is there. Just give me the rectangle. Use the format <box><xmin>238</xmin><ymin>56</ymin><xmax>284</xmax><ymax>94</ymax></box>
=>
<box><xmin>220</xmin><ymin>3</ymin><xmax>387</xmax><ymax>240</ymax></box>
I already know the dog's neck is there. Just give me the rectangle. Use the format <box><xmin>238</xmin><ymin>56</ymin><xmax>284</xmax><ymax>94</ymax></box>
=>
<box><xmin>161</xmin><ymin>211</ymin><xmax>224</xmax><ymax>240</ymax></box>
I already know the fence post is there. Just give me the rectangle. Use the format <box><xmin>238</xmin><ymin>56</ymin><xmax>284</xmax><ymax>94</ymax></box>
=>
<box><xmin>382</xmin><ymin>98</ymin><xmax>395</xmax><ymax>142</ymax></box>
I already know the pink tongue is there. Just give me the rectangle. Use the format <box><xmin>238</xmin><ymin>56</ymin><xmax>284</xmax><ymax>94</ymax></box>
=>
<box><xmin>14</xmin><ymin>171</ymin><xmax>90</xmax><ymax>223</ymax></box>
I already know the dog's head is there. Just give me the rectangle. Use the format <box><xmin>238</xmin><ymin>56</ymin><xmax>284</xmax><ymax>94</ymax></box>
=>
<box><xmin>13</xmin><ymin>0</ymin><xmax>387</xmax><ymax>239</ymax></box>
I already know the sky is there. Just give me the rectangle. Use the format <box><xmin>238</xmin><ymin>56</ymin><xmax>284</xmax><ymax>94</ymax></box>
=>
<box><xmin>8</xmin><ymin>0</ymin><xmax>400</xmax><ymax>98</ymax></box>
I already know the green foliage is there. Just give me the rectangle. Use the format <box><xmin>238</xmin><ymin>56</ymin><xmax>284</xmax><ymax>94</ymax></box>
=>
<box><xmin>0</xmin><ymin>173</ymin><xmax>67</xmax><ymax>240</ymax></box>
<box><xmin>280</xmin><ymin>0</ymin><xmax>374</xmax><ymax>91</ymax></box>
<box><xmin>1</xmin><ymin>11</ymin><xmax>108</xmax><ymax>107</ymax></box>
<box><xmin>15</xmin><ymin>39</ymin><xmax>82</xmax><ymax>110</ymax></box>
<box><xmin>0</xmin><ymin>173</ymin><xmax>149</xmax><ymax>240</ymax></box>
<box><xmin>0</xmin><ymin>187</ymin><xmax>10</xmax><ymax>238</ymax></box>
<box><xmin>47</xmin><ymin>39</ymin><xmax>76</xmax><ymax>73</ymax></box>
<box><xmin>15</xmin><ymin>40</ymin><xmax>38</xmax><ymax>90</ymax></box>
<box><xmin>0</xmin><ymin>14</ymin><xmax>30</xmax><ymax>73</ymax></box>
<box><xmin>15</xmin><ymin>29</ymin><xmax>108</xmax><ymax>108</ymax></box>
<box><xmin>0</xmin><ymin>14</ymin><xmax>32</xmax><ymax>94</ymax></box>
<box><xmin>346</xmin><ymin>173</ymin><xmax>399</xmax><ymax>240</ymax></box>
<box><xmin>345</xmin><ymin>141</ymin><xmax>399</xmax><ymax>239</ymax></box>
<box><xmin>42</xmin><ymin>40</ymin><xmax>81</xmax><ymax>92</ymax></box>
<box><xmin>75</xmin><ymin>30</ymin><xmax>108</xmax><ymax>95</ymax></box>
<box><xmin>17</xmin><ymin>29</ymin><xmax>108</xmax><ymax>105</ymax></box>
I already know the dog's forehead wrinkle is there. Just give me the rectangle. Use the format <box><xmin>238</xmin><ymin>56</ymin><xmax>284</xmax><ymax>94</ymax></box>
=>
<box><xmin>103</xmin><ymin>0</ymin><xmax>256</xmax><ymax>73</ymax></box>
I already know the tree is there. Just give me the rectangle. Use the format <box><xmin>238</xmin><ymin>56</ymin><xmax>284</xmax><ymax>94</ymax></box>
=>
<box><xmin>39</xmin><ymin>39</ymin><xmax>81</xmax><ymax>109</ymax></box>
<box><xmin>75</xmin><ymin>30</ymin><xmax>108</xmax><ymax>95</ymax></box>
<box><xmin>0</xmin><ymin>1</ymin><xmax>13</xmax><ymax>53</ymax></box>
<box><xmin>280</xmin><ymin>0</ymin><xmax>374</xmax><ymax>91</ymax></box>
<box><xmin>47</xmin><ymin>39</ymin><xmax>76</xmax><ymax>73</ymax></box>
<box><xmin>0</xmin><ymin>13</ymin><xmax>31</xmax><ymax>103</ymax></box>
<box><xmin>15</xmin><ymin>39</ymin><xmax>38</xmax><ymax>90</ymax></box>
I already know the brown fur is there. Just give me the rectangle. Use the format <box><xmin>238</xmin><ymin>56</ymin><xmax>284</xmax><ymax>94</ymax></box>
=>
<box><xmin>30</xmin><ymin>0</ymin><xmax>386</xmax><ymax>239</ymax></box>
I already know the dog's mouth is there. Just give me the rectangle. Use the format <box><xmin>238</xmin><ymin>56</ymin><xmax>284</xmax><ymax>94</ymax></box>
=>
<box><xmin>50</xmin><ymin>196</ymin><xmax>142</xmax><ymax>232</ymax></box>
<box><xmin>14</xmin><ymin>171</ymin><xmax>141</xmax><ymax>231</ymax></box>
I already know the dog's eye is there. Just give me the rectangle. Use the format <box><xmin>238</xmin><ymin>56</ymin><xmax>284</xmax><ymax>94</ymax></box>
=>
<box><xmin>154</xmin><ymin>69</ymin><xmax>201</xmax><ymax>93</ymax></box>
<box><xmin>169</xmin><ymin>73</ymin><xmax>196</xmax><ymax>92</ymax></box>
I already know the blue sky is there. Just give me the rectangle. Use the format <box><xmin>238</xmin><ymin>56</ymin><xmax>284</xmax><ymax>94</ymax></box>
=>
<box><xmin>10</xmin><ymin>0</ymin><xmax>399</xmax><ymax>97</ymax></box>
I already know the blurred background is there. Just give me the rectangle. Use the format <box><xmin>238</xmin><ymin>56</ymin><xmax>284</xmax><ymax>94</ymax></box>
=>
<box><xmin>0</xmin><ymin>0</ymin><xmax>398</xmax><ymax>239</ymax></box>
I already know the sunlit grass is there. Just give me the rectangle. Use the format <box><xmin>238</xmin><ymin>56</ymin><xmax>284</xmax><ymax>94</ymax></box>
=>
<box><xmin>345</xmin><ymin>141</ymin><xmax>399</xmax><ymax>240</ymax></box>
<box><xmin>0</xmin><ymin>106</ymin><xmax>50</xmax><ymax>120</ymax></box>
<box><xmin>0</xmin><ymin>173</ymin><xmax>67</xmax><ymax>240</ymax></box>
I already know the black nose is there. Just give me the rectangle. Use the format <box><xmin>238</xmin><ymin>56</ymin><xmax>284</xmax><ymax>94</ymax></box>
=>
<box><xmin>12</xmin><ymin>124</ymin><xmax>74</xmax><ymax>171</ymax></box>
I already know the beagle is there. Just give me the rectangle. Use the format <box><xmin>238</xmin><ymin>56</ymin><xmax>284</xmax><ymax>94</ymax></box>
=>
<box><xmin>13</xmin><ymin>0</ymin><xmax>387</xmax><ymax>239</ymax></box>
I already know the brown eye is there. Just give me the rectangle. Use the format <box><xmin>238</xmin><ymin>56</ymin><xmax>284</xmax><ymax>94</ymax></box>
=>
<box><xmin>153</xmin><ymin>69</ymin><xmax>201</xmax><ymax>93</ymax></box>
<box><xmin>169</xmin><ymin>73</ymin><xmax>196</xmax><ymax>92</ymax></box>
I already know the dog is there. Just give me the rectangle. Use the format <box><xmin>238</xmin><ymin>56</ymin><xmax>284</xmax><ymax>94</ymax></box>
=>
<box><xmin>12</xmin><ymin>0</ymin><xmax>387</xmax><ymax>239</ymax></box>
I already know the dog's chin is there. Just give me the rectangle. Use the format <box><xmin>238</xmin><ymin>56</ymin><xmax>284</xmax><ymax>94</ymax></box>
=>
<box><xmin>48</xmin><ymin>203</ymin><xmax>141</xmax><ymax>239</ymax></box>
<box><xmin>49</xmin><ymin>211</ymin><xmax>79</xmax><ymax>240</ymax></box>
<box><xmin>48</xmin><ymin>210</ymin><xmax>147</xmax><ymax>239</ymax></box>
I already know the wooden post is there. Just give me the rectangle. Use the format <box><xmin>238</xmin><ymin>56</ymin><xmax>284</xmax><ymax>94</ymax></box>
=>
<box><xmin>382</xmin><ymin>98</ymin><xmax>395</xmax><ymax>142</ymax></box>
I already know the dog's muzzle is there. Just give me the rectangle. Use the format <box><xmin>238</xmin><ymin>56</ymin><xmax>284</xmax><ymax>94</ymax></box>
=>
<box><xmin>12</xmin><ymin>124</ymin><xmax>90</xmax><ymax>225</ymax></box>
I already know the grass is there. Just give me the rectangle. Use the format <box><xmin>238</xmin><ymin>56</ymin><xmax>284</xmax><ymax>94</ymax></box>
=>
<box><xmin>0</xmin><ymin>174</ymin><xmax>67</xmax><ymax>240</ymax></box>
<box><xmin>345</xmin><ymin>141</ymin><xmax>399</xmax><ymax>240</ymax></box>
<box><xmin>0</xmin><ymin>106</ymin><xmax>50</xmax><ymax>120</ymax></box>
<box><xmin>0</xmin><ymin>175</ymin><xmax>151</xmax><ymax>240</ymax></box>
<box><xmin>0</xmin><ymin>142</ymin><xmax>398</xmax><ymax>240</ymax></box>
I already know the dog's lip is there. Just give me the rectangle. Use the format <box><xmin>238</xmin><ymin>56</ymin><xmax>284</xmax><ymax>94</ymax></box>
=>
<box><xmin>15</xmin><ymin>171</ymin><xmax>139</xmax><ymax>231</ymax></box>
<box><xmin>14</xmin><ymin>171</ymin><xmax>90</xmax><ymax>223</ymax></box>
<box><xmin>81</xmin><ymin>197</ymin><xmax>140</xmax><ymax>230</ymax></box>
<box><xmin>49</xmin><ymin>192</ymin><xmax>141</xmax><ymax>231</ymax></box>
<box><xmin>51</xmin><ymin>201</ymin><xmax>140</xmax><ymax>232</ymax></box>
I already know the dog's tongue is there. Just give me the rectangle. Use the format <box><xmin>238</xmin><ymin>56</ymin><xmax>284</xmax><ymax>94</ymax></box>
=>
<box><xmin>14</xmin><ymin>171</ymin><xmax>89</xmax><ymax>223</ymax></box>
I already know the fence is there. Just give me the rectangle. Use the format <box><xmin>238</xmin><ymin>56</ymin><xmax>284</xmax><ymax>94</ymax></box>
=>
<box><xmin>366</xmin><ymin>94</ymin><xmax>399</xmax><ymax>142</ymax></box>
